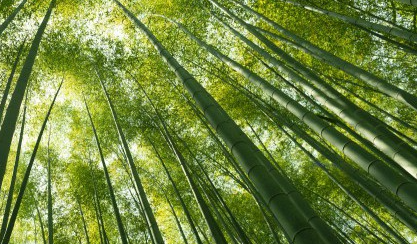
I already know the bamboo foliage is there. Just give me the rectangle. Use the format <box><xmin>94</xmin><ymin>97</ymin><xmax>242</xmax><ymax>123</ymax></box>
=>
<box><xmin>0</xmin><ymin>0</ymin><xmax>415</xmax><ymax>243</ymax></box>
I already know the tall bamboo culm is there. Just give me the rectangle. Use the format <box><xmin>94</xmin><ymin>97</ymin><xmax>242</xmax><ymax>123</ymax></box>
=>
<box><xmin>114</xmin><ymin>1</ymin><xmax>340</xmax><ymax>243</ymax></box>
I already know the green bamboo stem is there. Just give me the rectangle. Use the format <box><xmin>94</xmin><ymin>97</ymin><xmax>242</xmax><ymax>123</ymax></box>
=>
<box><xmin>0</xmin><ymin>41</ymin><xmax>25</xmax><ymax>125</ymax></box>
<box><xmin>227</xmin><ymin>0</ymin><xmax>417</xmax><ymax>112</ymax></box>
<box><xmin>137</xmin><ymin>78</ymin><xmax>228</xmax><ymax>244</ymax></box>
<box><xmin>84</xmin><ymin>98</ymin><xmax>129</xmax><ymax>244</ymax></box>
<box><xmin>47</xmin><ymin>128</ymin><xmax>53</xmax><ymax>244</ymax></box>
<box><xmin>176</xmin><ymin>135</ymin><xmax>252</xmax><ymax>244</ymax></box>
<box><xmin>76</xmin><ymin>197</ymin><xmax>91</xmax><ymax>244</ymax></box>
<box><xmin>35</xmin><ymin>198</ymin><xmax>47</xmax><ymax>244</ymax></box>
<box><xmin>166</xmin><ymin>197</ymin><xmax>189</xmax><ymax>244</ymax></box>
<box><xmin>218</xmin><ymin>71</ymin><xmax>417</xmax><ymax>231</ymax></box>
<box><xmin>0</xmin><ymin>92</ymin><xmax>27</xmax><ymax>241</ymax></box>
<box><xmin>210</xmin><ymin>0</ymin><xmax>417</xmax><ymax>180</ymax></box>
<box><xmin>114</xmin><ymin>1</ymin><xmax>329</xmax><ymax>243</ymax></box>
<box><xmin>0</xmin><ymin>0</ymin><xmax>56</xmax><ymax>191</ymax></box>
<box><xmin>278</xmin><ymin>0</ymin><xmax>417</xmax><ymax>43</ymax></box>
<box><xmin>0</xmin><ymin>0</ymin><xmax>28</xmax><ymax>36</ymax></box>
<box><xmin>96</xmin><ymin>70</ymin><xmax>164</xmax><ymax>244</ymax></box>
<box><xmin>168</xmin><ymin>11</ymin><xmax>417</xmax><ymax>212</ymax></box>
<box><xmin>87</xmin><ymin>157</ymin><xmax>110</xmax><ymax>244</ymax></box>
<box><xmin>146</xmin><ymin>136</ymin><xmax>204</xmax><ymax>244</ymax></box>
<box><xmin>115</xmin><ymin>0</ymin><xmax>338</xmax><ymax>243</ymax></box>
<box><xmin>1</xmin><ymin>80</ymin><xmax>62</xmax><ymax>244</ymax></box>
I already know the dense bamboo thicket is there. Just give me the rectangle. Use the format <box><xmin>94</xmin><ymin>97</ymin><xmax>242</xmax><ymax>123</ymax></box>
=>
<box><xmin>0</xmin><ymin>0</ymin><xmax>416</xmax><ymax>243</ymax></box>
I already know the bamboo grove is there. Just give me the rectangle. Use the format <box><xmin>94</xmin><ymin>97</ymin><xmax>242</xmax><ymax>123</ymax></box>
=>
<box><xmin>0</xmin><ymin>0</ymin><xmax>416</xmax><ymax>243</ymax></box>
